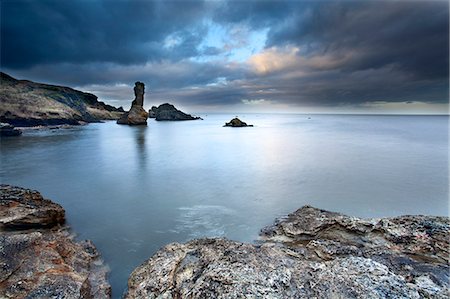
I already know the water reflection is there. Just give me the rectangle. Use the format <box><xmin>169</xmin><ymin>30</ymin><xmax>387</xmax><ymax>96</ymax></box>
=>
<box><xmin>133</xmin><ymin>126</ymin><xmax>148</xmax><ymax>171</ymax></box>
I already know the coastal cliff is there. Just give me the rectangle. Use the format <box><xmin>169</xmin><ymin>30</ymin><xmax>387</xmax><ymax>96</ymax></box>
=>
<box><xmin>0</xmin><ymin>72</ymin><xmax>123</xmax><ymax>126</ymax></box>
<box><xmin>0</xmin><ymin>185</ymin><xmax>111</xmax><ymax>298</ymax></box>
<box><xmin>126</xmin><ymin>206</ymin><xmax>449</xmax><ymax>298</ymax></box>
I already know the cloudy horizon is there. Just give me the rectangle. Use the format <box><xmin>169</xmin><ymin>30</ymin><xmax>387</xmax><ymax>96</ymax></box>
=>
<box><xmin>1</xmin><ymin>0</ymin><xmax>449</xmax><ymax>114</ymax></box>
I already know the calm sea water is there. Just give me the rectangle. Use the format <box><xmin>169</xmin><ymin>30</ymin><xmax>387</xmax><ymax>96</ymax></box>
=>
<box><xmin>1</xmin><ymin>114</ymin><xmax>448</xmax><ymax>297</ymax></box>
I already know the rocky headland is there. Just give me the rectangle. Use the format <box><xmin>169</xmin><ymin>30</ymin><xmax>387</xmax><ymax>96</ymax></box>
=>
<box><xmin>117</xmin><ymin>82</ymin><xmax>149</xmax><ymax>125</ymax></box>
<box><xmin>126</xmin><ymin>206</ymin><xmax>449</xmax><ymax>298</ymax></box>
<box><xmin>149</xmin><ymin>103</ymin><xmax>201</xmax><ymax>121</ymax></box>
<box><xmin>0</xmin><ymin>185</ymin><xmax>110</xmax><ymax>298</ymax></box>
<box><xmin>224</xmin><ymin>117</ymin><xmax>253</xmax><ymax>127</ymax></box>
<box><xmin>0</xmin><ymin>72</ymin><xmax>123</xmax><ymax>127</ymax></box>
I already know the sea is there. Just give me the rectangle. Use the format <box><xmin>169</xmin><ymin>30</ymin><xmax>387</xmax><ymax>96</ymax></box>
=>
<box><xmin>1</xmin><ymin>113</ymin><xmax>448</xmax><ymax>297</ymax></box>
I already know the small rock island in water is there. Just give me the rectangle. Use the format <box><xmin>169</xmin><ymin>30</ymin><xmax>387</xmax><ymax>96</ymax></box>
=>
<box><xmin>224</xmin><ymin>117</ymin><xmax>253</xmax><ymax>127</ymax></box>
<box><xmin>117</xmin><ymin>82</ymin><xmax>149</xmax><ymax>125</ymax></box>
<box><xmin>149</xmin><ymin>103</ymin><xmax>201</xmax><ymax>121</ymax></box>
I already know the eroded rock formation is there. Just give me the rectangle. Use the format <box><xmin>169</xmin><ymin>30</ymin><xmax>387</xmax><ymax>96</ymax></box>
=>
<box><xmin>0</xmin><ymin>185</ymin><xmax>111</xmax><ymax>298</ymax></box>
<box><xmin>224</xmin><ymin>117</ymin><xmax>253</xmax><ymax>127</ymax></box>
<box><xmin>149</xmin><ymin>103</ymin><xmax>201</xmax><ymax>121</ymax></box>
<box><xmin>117</xmin><ymin>82</ymin><xmax>149</xmax><ymax>125</ymax></box>
<box><xmin>126</xmin><ymin>206</ymin><xmax>449</xmax><ymax>298</ymax></box>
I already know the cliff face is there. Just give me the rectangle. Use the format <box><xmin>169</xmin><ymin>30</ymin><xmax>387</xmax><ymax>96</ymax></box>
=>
<box><xmin>0</xmin><ymin>72</ymin><xmax>123</xmax><ymax>126</ymax></box>
<box><xmin>0</xmin><ymin>185</ymin><xmax>111</xmax><ymax>298</ymax></box>
<box><xmin>126</xmin><ymin>206</ymin><xmax>449</xmax><ymax>298</ymax></box>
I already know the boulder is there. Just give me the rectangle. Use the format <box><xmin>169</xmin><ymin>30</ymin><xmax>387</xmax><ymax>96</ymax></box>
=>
<box><xmin>126</xmin><ymin>206</ymin><xmax>449</xmax><ymax>298</ymax></box>
<box><xmin>0</xmin><ymin>184</ymin><xmax>65</xmax><ymax>229</ymax></box>
<box><xmin>0</xmin><ymin>122</ymin><xmax>22</xmax><ymax>136</ymax></box>
<box><xmin>150</xmin><ymin>103</ymin><xmax>201</xmax><ymax>121</ymax></box>
<box><xmin>0</xmin><ymin>185</ymin><xmax>111</xmax><ymax>298</ymax></box>
<box><xmin>224</xmin><ymin>117</ymin><xmax>253</xmax><ymax>127</ymax></box>
<box><xmin>117</xmin><ymin>82</ymin><xmax>149</xmax><ymax>125</ymax></box>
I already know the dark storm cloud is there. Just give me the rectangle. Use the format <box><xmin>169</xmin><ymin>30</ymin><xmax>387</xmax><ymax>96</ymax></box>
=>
<box><xmin>266</xmin><ymin>0</ymin><xmax>449</xmax><ymax>81</ymax></box>
<box><xmin>1</xmin><ymin>0</ymin><xmax>448</xmax><ymax>112</ymax></box>
<box><xmin>1</xmin><ymin>0</ymin><xmax>210</xmax><ymax>68</ymax></box>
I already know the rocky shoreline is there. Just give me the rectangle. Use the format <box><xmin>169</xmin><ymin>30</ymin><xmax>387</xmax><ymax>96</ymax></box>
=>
<box><xmin>0</xmin><ymin>185</ymin><xmax>111</xmax><ymax>298</ymax></box>
<box><xmin>1</xmin><ymin>185</ymin><xmax>448</xmax><ymax>298</ymax></box>
<box><xmin>127</xmin><ymin>206</ymin><xmax>449</xmax><ymax>298</ymax></box>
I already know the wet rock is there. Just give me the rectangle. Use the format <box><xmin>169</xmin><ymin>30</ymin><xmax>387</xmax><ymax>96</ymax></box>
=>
<box><xmin>0</xmin><ymin>185</ymin><xmax>65</xmax><ymax>229</ymax></box>
<box><xmin>117</xmin><ymin>82</ymin><xmax>149</xmax><ymax>125</ymax></box>
<box><xmin>0</xmin><ymin>123</ymin><xmax>22</xmax><ymax>137</ymax></box>
<box><xmin>224</xmin><ymin>117</ymin><xmax>253</xmax><ymax>127</ymax></box>
<box><xmin>151</xmin><ymin>103</ymin><xmax>201</xmax><ymax>121</ymax></box>
<box><xmin>126</xmin><ymin>206</ymin><xmax>449</xmax><ymax>298</ymax></box>
<box><xmin>0</xmin><ymin>185</ymin><xmax>111</xmax><ymax>298</ymax></box>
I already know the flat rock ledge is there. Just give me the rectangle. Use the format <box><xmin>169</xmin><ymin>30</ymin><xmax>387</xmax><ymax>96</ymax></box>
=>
<box><xmin>0</xmin><ymin>185</ymin><xmax>111</xmax><ymax>298</ymax></box>
<box><xmin>126</xmin><ymin>206</ymin><xmax>449</xmax><ymax>299</ymax></box>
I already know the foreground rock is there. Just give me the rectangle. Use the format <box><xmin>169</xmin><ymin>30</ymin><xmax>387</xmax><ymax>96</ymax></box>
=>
<box><xmin>150</xmin><ymin>103</ymin><xmax>201</xmax><ymax>121</ymax></box>
<box><xmin>0</xmin><ymin>185</ymin><xmax>111</xmax><ymax>298</ymax></box>
<box><xmin>224</xmin><ymin>117</ymin><xmax>253</xmax><ymax>127</ymax></box>
<box><xmin>117</xmin><ymin>82</ymin><xmax>149</xmax><ymax>125</ymax></box>
<box><xmin>0</xmin><ymin>72</ymin><xmax>123</xmax><ymax>126</ymax></box>
<box><xmin>126</xmin><ymin>206</ymin><xmax>449</xmax><ymax>298</ymax></box>
<box><xmin>0</xmin><ymin>122</ymin><xmax>22</xmax><ymax>137</ymax></box>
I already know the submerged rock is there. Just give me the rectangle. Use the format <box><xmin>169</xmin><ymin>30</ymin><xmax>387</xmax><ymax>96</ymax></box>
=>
<box><xmin>126</xmin><ymin>206</ymin><xmax>449</xmax><ymax>298</ymax></box>
<box><xmin>0</xmin><ymin>122</ymin><xmax>22</xmax><ymax>136</ymax></box>
<box><xmin>117</xmin><ymin>82</ymin><xmax>149</xmax><ymax>125</ymax></box>
<box><xmin>150</xmin><ymin>103</ymin><xmax>201</xmax><ymax>121</ymax></box>
<box><xmin>224</xmin><ymin>117</ymin><xmax>253</xmax><ymax>127</ymax></box>
<box><xmin>0</xmin><ymin>185</ymin><xmax>111</xmax><ymax>298</ymax></box>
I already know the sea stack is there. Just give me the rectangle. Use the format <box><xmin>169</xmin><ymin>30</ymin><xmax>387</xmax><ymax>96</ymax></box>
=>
<box><xmin>117</xmin><ymin>82</ymin><xmax>149</xmax><ymax>125</ymax></box>
<box><xmin>224</xmin><ymin>117</ymin><xmax>253</xmax><ymax>127</ymax></box>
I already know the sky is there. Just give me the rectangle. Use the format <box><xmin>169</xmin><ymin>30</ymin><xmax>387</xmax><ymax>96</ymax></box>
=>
<box><xmin>1</xmin><ymin>0</ymin><xmax>449</xmax><ymax>114</ymax></box>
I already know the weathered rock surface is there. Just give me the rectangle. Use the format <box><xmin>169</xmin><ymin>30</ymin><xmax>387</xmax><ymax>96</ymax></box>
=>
<box><xmin>0</xmin><ymin>185</ymin><xmax>111</xmax><ymax>298</ymax></box>
<box><xmin>117</xmin><ymin>82</ymin><xmax>148</xmax><ymax>125</ymax></box>
<box><xmin>148</xmin><ymin>106</ymin><xmax>158</xmax><ymax>118</ymax></box>
<box><xmin>126</xmin><ymin>206</ymin><xmax>449</xmax><ymax>298</ymax></box>
<box><xmin>150</xmin><ymin>103</ymin><xmax>201</xmax><ymax>121</ymax></box>
<box><xmin>0</xmin><ymin>72</ymin><xmax>123</xmax><ymax>126</ymax></box>
<box><xmin>0</xmin><ymin>123</ymin><xmax>22</xmax><ymax>137</ymax></box>
<box><xmin>224</xmin><ymin>117</ymin><xmax>253</xmax><ymax>127</ymax></box>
